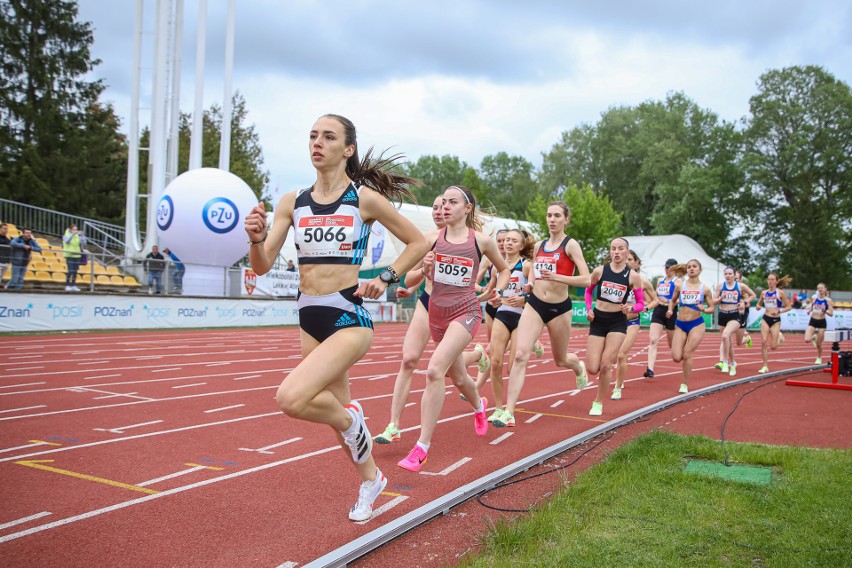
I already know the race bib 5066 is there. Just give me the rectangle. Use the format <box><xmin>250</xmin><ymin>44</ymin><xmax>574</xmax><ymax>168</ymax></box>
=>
<box><xmin>297</xmin><ymin>215</ymin><xmax>356</xmax><ymax>256</ymax></box>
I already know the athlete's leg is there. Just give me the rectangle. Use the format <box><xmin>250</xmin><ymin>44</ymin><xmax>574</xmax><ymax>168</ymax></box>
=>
<box><xmin>593</xmin><ymin>332</ymin><xmax>626</xmax><ymax>405</ymax></box>
<box><xmin>387</xmin><ymin>303</ymin><xmax>430</xmax><ymax>428</ymax></box>
<box><xmin>615</xmin><ymin>324</ymin><xmax>640</xmax><ymax>390</ymax></box>
<box><xmin>503</xmin><ymin>306</ymin><xmax>545</xmax><ymax>418</ymax></box>
<box><xmin>488</xmin><ymin>319</ymin><xmax>512</xmax><ymax>410</ymax></box>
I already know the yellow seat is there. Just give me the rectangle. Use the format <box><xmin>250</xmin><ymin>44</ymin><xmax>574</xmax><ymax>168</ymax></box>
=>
<box><xmin>123</xmin><ymin>275</ymin><xmax>141</xmax><ymax>287</ymax></box>
<box><xmin>35</xmin><ymin>270</ymin><xmax>52</xmax><ymax>282</ymax></box>
<box><xmin>93</xmin><ymin>264</ymin><xmax>108</xmax><ymax>275</ymax></box>
<box><xmin>24</xmin><ymin>270</ymin><xmax>36</xmax><ymax>281</ymax></box>
<box><xmin>31</xmin><ymin>260</ymin><xmax>50</xmax><ymax>271</ymax></box>
<box><xmin>35</xmin><ymin>237</ymin><xmax>51</xmax><ymax>249</ymax></box>
<box><xmin>5</xmin><ymin>223</ymin><xmax>17</xmax><ymax>233</ymax></box>
<box><xmin>95</xmin><ymin>274</ymin><xmax>111</xmax><ymax>285</ymax></box>
<box><xmin>6</xmin><ymin>224</ymin><xmax>20</xmax><ymax>238</ymax></box>
<box><xmin>110</xmin><ymin>275</ymin><xmax>125</xmax><ymax>285</ymax></box>
<box><xmin>78</xmin><ymin>273</ymin><xmax>91</xmax><ymax>284</ymax></box>
<box><xmin>48</xmin><ymin>262</ymin><xmax>66</xmax><ymax>273</ymax></box>
<box><xmin>51</xmin><ymin>272</ymin><xmax>66</xmax><ymax>283</ymax></box>
<box><xmin>106</xmin><ymin>265</ymin><xmax>121</xmax><ymax>276</ymax></box>
<box><xmin>3</xmin><ymin>266</ymin><xmax>11</xmax><ymax>279</ymax></box>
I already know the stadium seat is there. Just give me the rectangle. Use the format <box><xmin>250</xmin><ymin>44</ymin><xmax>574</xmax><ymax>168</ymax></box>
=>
<box><xmin>93</xmin><ymin>264</ymin><xmax>108</xmax><ymax>275</ymax></box>
<box><xmin>5</xmin><ymin>224</ymin><xmax>20</xmax><ymax>238</ymax></box>
<box><xmin>35</xmin><ymin>238</ymin><xmax>51</xmax><ymax>249</ymax></box>
<box><xmin>31</xmin><ymin>260</ymin><xmax>50</xmax><ymax>272</ymax></box>
<box><xmin>78</xmin><ymin>273</ymin><xmax>91</xmax><ymax>284</ymax></box>
<box><xmin>105</xmin><ymin>265</ymin><xmax>121</xmax><ymax>276</ymax></box>
<box><xmin>35</xmin><ymin>270</ymin><xmax>52</xmax><ymax>282</ymax></box>
<box><xmin>51</xmin><ymin>272</ymin><xmax>65</xmax><ymax>284</ymax></box>
<box><xmin>24</xmin><ymin>270</ymin><xmax>36</xmax><ymax>281</ymax></box>
<box><xmin>123</xmin><ymin>275</ymin><xmax>141</xmax><ymax>287</ymax></box>
<box><xmin>95</xmin><ymin>275</ymin><xmax>111</xmax><ymax>285</ymax></box>
<box><xmin>48</xmin><ymin>262</ymin><xmax>66</xmax><ymax>273</ymax></box>
<box><xmin>110</xmin><ymin>275</ymin><xmax>125</xmax><ymax>285</ymax></box>
<box><xmin>2</xmin><ymin>266</ymin><xmax>10</xmax><ymax>280</ymax></box>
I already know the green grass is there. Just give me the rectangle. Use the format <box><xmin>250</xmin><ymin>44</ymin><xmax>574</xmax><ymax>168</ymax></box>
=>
<box><xmin>463</xmin><ymin>431</ymin><xmax>852</xmax><ymax>568</ymax></box>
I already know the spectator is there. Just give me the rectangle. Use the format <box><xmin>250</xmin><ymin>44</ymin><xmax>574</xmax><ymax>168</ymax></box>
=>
<box><xmin>0</xmin><ymin>223</ymin><xmax>10</xmax><ymax>288</ymax></box>
<box><xmin>791</xmin><ymin>293</ymin><xmax>802</xmax><ymax>310</ymax></box>
<box><xmin>162</xmin><ymin>247</ymin><xmax>185</xmax><ymax>293</ymax></box>
<box><xmin>63</xmin><ymin>223</ymin><xmax>87</xmax><ymax>292</ymax></box>
<box><xmin>8</xmin><ymin>228</ymin><xmax>42</xmax><ymax>289</ymax></box>
<box><xmin>286</xmin><ymin>259</ymin><xmax>297</xmax><ymax>272</ymax></box>
<box><xmin>144</xmin><ymin>245</ymin><xmax>166</xmax><ymax>294</ymax></box>
<box><xmin>797</xmin><ymin>289</ymin><xmax>809</xmax><ymax>310</ymax></box>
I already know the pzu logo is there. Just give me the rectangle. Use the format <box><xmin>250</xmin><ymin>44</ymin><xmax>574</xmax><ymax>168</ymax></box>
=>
<box><xmin>157</xmin><ymin>195</ymin><xmax>174</xmax><ymax>231</ymax></box>
<box><xmin>202</xmin><ymin>197</ymin><xmax>239</xmax><ymax>234</ymax></box>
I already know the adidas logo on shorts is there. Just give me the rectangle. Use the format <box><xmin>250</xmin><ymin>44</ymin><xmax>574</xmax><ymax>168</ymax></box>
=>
<box><xmin>335</xmin><ymin>313</ymin><xmax>356</xmax><ymax>327</ymax></box>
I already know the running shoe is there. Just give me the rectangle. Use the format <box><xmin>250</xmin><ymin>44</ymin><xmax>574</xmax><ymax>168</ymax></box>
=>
<box><xmin>611</xmin><ymin>387</ymin><xmax>622</xmax><ymax>400</ymax></box>
<box><xmin>398</xmin><ymin>445</ymin><xmax>428</xmax><ymax>472</ymax></box>
<box><xmin>815</xmin><ymin>357</ymin><xmax>822</xmax><ymax>365</ymax></box>
<box><xmin>474</xmin><ymin>397</ymin><xmax>489</xmax><ymax>436</ymax></box>
<box><xmin>533</xmin><ymin>340</ymin><xmax>545</xmax><ymax>358</ymax></box>
<box><xmin>729</xmin><ymin>363</ymin><xmax>737</xmax><ymax>376</ymax></box>
<box><xmin>576</xmin><ymin>361</ymin><xmax>589</xmax><ymax>390</ymax></box>
<box><xmin>714</xmin><ymin>361</ymin><xmax>725</xmax><ymax>370</ymax></box>
<box><xmin>779</xmin><ymin>332</ymin><xmax>785</xmax><ymax>344</ymax></box>
<box><xmin>348</xmin><ymin>468</ymin><xmax>388</xmax><ymax>522</ymax></box>
<box><xmin>744</xmin><ymin>334</ymin><xmax>752</xmax><ymax>348</ymax></box>
<box><xmin>493</xmin><ymin>412</ymin><xmax>515</xmax><ymax>428</ymax></box>
<box><xmin>679</xmin><ymin>383</ymin><xmax>689</xmax><ymax>394</ymax></box>
<box><xmin>374</xmin><ymin>423</ymin><xmax>401</xmax><ymax>444</ymax></box>
<box><xmin>343</xmin><ymin>401</ymin><xmax>372</xmax><ymax>464</ymax></box>
<box><xmin>589</xmin><ymin>401</ymin><xmax>603</xmax><ymax>416</ymax></box>
<box><xmin>643</xmin><ymin>368</ymin><xmax>654</xmax><ymax>378</ymax></box>
<box><xmin>758</xmin><ymin>365</ymin><xmax>769</xmax><ymax>374</ymax></box>
<box><xmin>720</xmin><ymin>362</ymin><xmax>729</xmax><ymax>373</ymax></box>
<box><xmin>487</xmin><ymin>409</ymin><xmax>504</xmax><ymax>423</ymax></box>
<box><xmin>474</xmin><ymin>343</ymin><xmax>490</xmax><ymax>373</ymax></box>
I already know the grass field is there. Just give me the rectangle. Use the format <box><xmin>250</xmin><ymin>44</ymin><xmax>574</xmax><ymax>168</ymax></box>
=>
<box><xmin>464</xmin><ymin>431</ymin><xmax>852</xmax><ymax>567</ymax></box>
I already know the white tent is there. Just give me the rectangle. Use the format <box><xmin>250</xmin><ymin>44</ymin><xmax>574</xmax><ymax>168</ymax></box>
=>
<box><xmin>272</xmin><ymin>203</ymin><xmax>538</xmax><ymax>271</ymax></box>
<box><xmin>625</xmin><ymin>234</ymin><xmax>727</xmax><ymax>291</ymax></box>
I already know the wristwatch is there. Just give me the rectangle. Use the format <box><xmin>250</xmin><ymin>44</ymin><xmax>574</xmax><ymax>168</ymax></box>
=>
<box><xmin>379</xmin><ymin>267</ymin><xmax>400</xmax><ymax>285</ymax></box>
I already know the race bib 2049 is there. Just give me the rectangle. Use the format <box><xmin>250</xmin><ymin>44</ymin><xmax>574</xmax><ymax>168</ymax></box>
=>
<box><xmin>297</xmin><ymin>215</ymin><xmax>356</xmax><ymax>257</ymax></box>
<box><xmin>434</xmin><ymin>254</ymin><xmax>473</xmax><ymax>287</ymax></box>
<box><xmin>533</xmin><ymin>256</ymin><xmax>556</xmax><ymax>279</ymax></box>
<box><xmin>600</xmin><ymin>280</ymin><xmax>627</xmax><ymax>303</ymax></box>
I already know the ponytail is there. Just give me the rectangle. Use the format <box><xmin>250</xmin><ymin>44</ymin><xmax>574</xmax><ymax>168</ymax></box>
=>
<box><xmin>668</xmin><ymin>263</ymin><xmax>689</xmax><ymax>278</ymax></box>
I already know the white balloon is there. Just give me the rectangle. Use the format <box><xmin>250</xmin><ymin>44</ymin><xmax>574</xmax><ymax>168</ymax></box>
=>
<box><xmin>157</xmin><ymin>168</ymin><xmax>257</xmax><ymax>266</ymax></box>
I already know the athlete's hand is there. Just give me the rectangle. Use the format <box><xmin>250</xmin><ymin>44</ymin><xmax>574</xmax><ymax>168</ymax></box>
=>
<box><xmin>396</xmin><ymin>286</ymin><xmax>414</xmax><ymax>299</ymax></box>
<box><xmin>244</xmin><ymin>202</ymin><xmax>267</xmax><ymax>241</ymax></box>
<box><xmin>355</xmin><ymin>277</ymin><xmax>386</xmax><ymax>300</ymax></box>
<box><xmin>521</xmin><ymin>283</ymin><xmax>533</xmax><ymax>294</ymax></box>
<box><xmin>421</xmin><ymin>251</ymin><xmax>435</xmax><ymax>280</ymax></box>
<box><xmin>488</xmin><ymin>294</ymin><xmax>503</xmax><ymax>308</ymax></box>
<box><xmin>538</xmin><ymin>268</ymin><xmax>555</xmax><ymax>281</ymax></box>
<box><xmin>505</xmin><ymin>294</ymin><xmax>524</xmax><ymax>308</ymax></box>
<box><xmin>587</xmin><ymin>310</ymin><xmax>595</xmax><ymax>322</ymax></box>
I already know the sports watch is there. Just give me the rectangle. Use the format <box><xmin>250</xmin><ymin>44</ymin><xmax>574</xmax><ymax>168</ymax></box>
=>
<box><xmin>379</xmin><ymin>266</ymin><xmax>400</xmax><ymax>284</ymax></box>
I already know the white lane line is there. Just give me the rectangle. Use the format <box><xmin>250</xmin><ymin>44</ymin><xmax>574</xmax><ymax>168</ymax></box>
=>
<box><xmin>0</xmin><ymin>440</ymin><xmax>60</xmax><ymax>454</ymax></box>
<box><xmin>77</xmin><ymin>361</ymin><xmax>110</xmax><ymax>366</ymax></box>
<box><xmin>152</xmin><ymin>367</ymin><xmax>183</xmax><ymax>373</ymax></box>
<box><xmin>233</xmin><ymin>374</ymin><xmax>262</xmax><ymax>381</ymax></box>
<box><xmin>368</xmin><ymin>373</ymin><xmax>392</xmax><ymax>381</ymax></box>
<box><xmin>419</xmin><ymin>457</ymin><xmax>472</xmax><ymax>476</ymax></box>
<box><xmin>404</xmin><ymin>402</ymin><xmax>416</xmax><ymax>408</ymax></box>
<box><xmin>93</xmin><ymin>392</ymin><xmax>144</xmax><ymax>400</ymax></box>
<box><xmin>205</xmin><ymin>362</ymin><xmax>230</xmax><ymax>367</ymax></box>
<box><xmin>8</xmin><ymin>355</ymin><xmax>43</xmax><ymax>360</ymax></box>
<box><xmin>239</xmin><ymin>437</ymin><xmax>302</xmax><ymax>454</ymax></box>
<box><xmin>0</xmin><ymin>444</ymin><xmax>340</xmax><ymax>543</ymax></box>
<box><xmin>93</xmin><ymin>420</ymin><xmax>163</xmax><ymax>434</ymax></box>
<box><xmin>525</xmin><ymin>413</ymin><xmax>543</xmax><ymax>424</ymax></box>
<box><xmin>550</xmin><ymin>400</ymin><xmax>564</xmax><ymax>408</ymax></box>
<box><xmin>0</xmin><ymin>405</ymin><xmax>47</xmax><ymax>414</ymax></box>
<box><xmin>0</xmin><ymin>382</ymin><xmax>45</xmax><ymax>389</ymax></box>
<box><xmin>354</xmin><ymin>495</ymin><xmax>409</xmax><ymax>525</ymax></box>
<box><xmin>137</xmin><ymin>465</ymin><xmax>209</xmax><ymax>487</ymax></box>
<box><xmin>6</xmin><ymin>366</ymin><xmax>45</xmax><ymax>371</ymax></box>
<box><xmin>171</xmin><ymin>383</ymin><xmax>207</xmax><ymax>389</ymax></box>
<box><xmin>204</xmin><ymin>404</ymin><xmax>245</xmax><ymax>414</ymax></box>
<box><xmin>83</xmin><ymin>374</ymin><xmax>122</xmax><ymax>381</ymax></box>
<box><xmin>490</xmin><ymin>432</ymin><xmax>514</xmax><ymax>445</ymax></box>
<box><xmin>277</xmin><ymin>562</ymin><xmax>299</xmax><ymax>568</ymax></box>
<box><xmin>0</xmin><ymin>512</ymin><xmax>52</xmax><ymax>530</ymax></box>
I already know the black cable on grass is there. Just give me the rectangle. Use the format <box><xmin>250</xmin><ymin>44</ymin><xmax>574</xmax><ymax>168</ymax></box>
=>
<box><xmin>719</xmin><ymin>370</ymin><xmax>820</xmax><ymax>466</ymax></box>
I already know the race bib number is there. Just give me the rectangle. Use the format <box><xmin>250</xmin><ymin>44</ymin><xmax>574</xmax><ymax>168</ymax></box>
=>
<box><xmin>600</xmin><ymin>280</ymin><xmax>627</xmax><ymax>303</ymax></box>
<box><xmin>656</xmin><ymin>281</ymin><xmax>670</xmax><ymax>298</ymax></box>
<box><xmin>720</xmin><ymin>290</ymin><xmax>739</xmax><ymax>304</ymax></box>
<box><xmin>297</xmin><ymin>215</ymin><xmax>356</xmax><ymax>257</ymax></box>
<box><xmin>764</xmin><ymin>297</ymin><xmax>778</xmax><ymax>309</ymax></box>
<box><xmin>812</xmin><ymin>303</ymin><xmax>825</xmax><ymax>314</ymax></box>
<box><xmin>533</xmin><ymin>256</ymin><xmax>556</xmax><ymax>279</ymax></box>
<box><xmin>435</xmin><ymin>254</ymin><xmax>473</xmax><ymax>287</ymax></box>
<box><xmin>505</xmin><ymin>275</ymin><xmax>521</xmax><ymax>296</ymax></box>
<box><xmin>680</xmin><ymin>290</ymin><xmax>701</xmax><ymax>305</ymax></box>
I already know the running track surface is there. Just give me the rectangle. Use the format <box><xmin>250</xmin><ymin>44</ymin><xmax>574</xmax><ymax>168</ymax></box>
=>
<box><xmin>1</xmin><ymin>324</ymin><xmax>849</xmax><ymax>567</ymax></box>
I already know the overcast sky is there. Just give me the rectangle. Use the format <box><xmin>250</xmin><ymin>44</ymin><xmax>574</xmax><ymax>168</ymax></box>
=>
<box><xmin>77</xmin><ymin>1</ymin><xmax>851</xmax><ymax>200</ymax></box>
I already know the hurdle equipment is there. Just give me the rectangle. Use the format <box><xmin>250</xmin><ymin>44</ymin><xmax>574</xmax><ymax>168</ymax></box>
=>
<box><xmin>786</xmin><ymin>329</ymin><xmax>852</xmax><ymax>391</ymax></box>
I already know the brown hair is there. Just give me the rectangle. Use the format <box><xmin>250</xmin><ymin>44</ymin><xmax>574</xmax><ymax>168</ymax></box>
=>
<box><xmin>670</xmin><ymin>258</ymin><xmax>702</xmax><ymax>277</ymax></box>
<box><xmin>547</xmin><ymin>201</ymin><xmax>571</xmax><ymax>219</ymax></box>
<box><xmin>323</xmin><ymin>114</ymin><xmax>420</xmax><ymax>204</ymax></box>
<box><xmin>768</xmin><ymin>273</ymin><xmax>793</xmax><ymax>288</ymax></box>
<box><xmin>628</xmin><ymin>249</ymin><xmax>642</xmax><ymax>269</ymax></box>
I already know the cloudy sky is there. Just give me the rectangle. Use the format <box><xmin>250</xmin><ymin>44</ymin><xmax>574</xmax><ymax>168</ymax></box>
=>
<box><xmin>77</xmin><ymin>1</ymin><xmax>851</xmax><ymax>199</ymax></box>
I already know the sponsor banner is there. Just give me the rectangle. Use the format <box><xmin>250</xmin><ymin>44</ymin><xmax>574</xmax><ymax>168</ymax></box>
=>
<box><xmin>0</xmin><ymin>294</ymin><xmax>396</xmax><ymax>332</ymax></box>
<box><xmin>749</xmin><ymin>308</ymin><xmax>846</xmax><ymax>331</ymax></box>
<box><xmin>240</xmin><ymin>268</ymin><xmax>387</xmax><ymax>301</ymax></box>
<box><xmin>569</xmin><ymin>303</ymin><xmax>712</xmax><ymax>328</ymax></box>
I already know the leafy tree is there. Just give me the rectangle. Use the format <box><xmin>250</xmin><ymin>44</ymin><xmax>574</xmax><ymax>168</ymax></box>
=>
<box><xmin>0</xmin><ymin>0</ymin><xmax>127</xmax><ymax>222</ymax></box>
<box><xmin>402</xmin><ymin>154</ymin><xmax>481</xmax><ymax>205</ymax></box>
<box><xmin>527</xmin><ymin>184</ymin><xmax>622</xmax><ymax>266</ymax></box>
<box><xmin>478</xmin><ymin>152</ymin><xmax>541</xmax><ymax>218</ymax></box>
<box><xmin>744</xmin><ymin>65</ymin><xmax>852</xmax><ymax>289</ymax></box>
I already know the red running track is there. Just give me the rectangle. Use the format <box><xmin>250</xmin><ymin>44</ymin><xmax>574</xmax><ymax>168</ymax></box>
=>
<box><xmin>0</xmin><ymin>324</ymin><xmax>845</xmax><ymax>567</ymax></box>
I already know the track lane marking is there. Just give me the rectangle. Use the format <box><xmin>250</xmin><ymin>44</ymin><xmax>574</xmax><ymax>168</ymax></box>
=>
<box><xmin>204</xmin><ymin>404</ymin><xmax>245</xmax><ymax>413</ymax></box>
<box><xmin>0</xmin><ymin>512</ymin><xmax>52</xmax><ymax>530</ymax></box>
<box><xmin>15</xmin><ymin>460</ymin><xmax>159</xmax><ymax>495</ymax></box>
<box><xmin>419</xmin><ymin>457</ymin><xmax>472</xmax><ymax>476</ymax></box>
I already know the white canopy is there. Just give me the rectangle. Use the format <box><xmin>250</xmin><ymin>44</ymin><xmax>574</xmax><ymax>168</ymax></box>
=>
<box><xmin>625</xmin><ymin>234</ymin><xmax>727</xmax><ymax>290</ymax></box>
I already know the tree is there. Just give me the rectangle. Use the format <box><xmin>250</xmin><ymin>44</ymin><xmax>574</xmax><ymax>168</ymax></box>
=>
<box><xmin>527</xmin><ymin>184</ymin><xmax>622</xmax><ymax>266</ymax></box>
<box><xmin>744</xmin><ymin>65</ymin><xmax>852</xmax><ymax>289</ymax></box>
<box><xmin>402</xmin><ymin>154</ymin><xmax>481</xmax><ymax>205</ymax></box>
<box><xmin>0</xmin><ymin>0</ymin><xmax>127</xmax><ymax>222</ymax></box>
<box><xmin>478</xmin><ymin>152</ymin><xmax>542</xmax><ymax>218</ymax></box>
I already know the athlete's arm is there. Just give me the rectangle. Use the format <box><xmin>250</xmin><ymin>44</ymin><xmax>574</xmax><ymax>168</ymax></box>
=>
<box><xmin>667</xmin><ymin>281</ymin><xmax>683</xmax><ymax>316</ymax></box>
<box><xmin>246</xmin><ymin>193</ymin><xmax>295</xmax><ymax>276</ymax></box>
<box><xmin>702</xmin><ymin>284</ymin><xmax>716</xmax><ymax>313</ymax></box>
<box><xmin>479</xmin><ymin>233</ymin><xmax>511</xmax><ymax>300</ymax></box>
<box><xmin>778</xmin><ymin>290</ymin><xmax>792</xmax><ymax>313</ymax></box>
